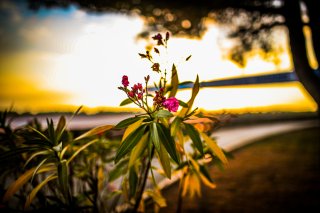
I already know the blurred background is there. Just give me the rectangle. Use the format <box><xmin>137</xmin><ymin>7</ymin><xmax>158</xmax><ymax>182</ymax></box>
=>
<box><xmin>0</xmin><ymin>0</ymin><xmax>319</xmax><ymax>119</ymax></box>
<box><xmin>1</xmin><ymin>1</ymin><xmax>319</xmax><ymax>212</ymax></box>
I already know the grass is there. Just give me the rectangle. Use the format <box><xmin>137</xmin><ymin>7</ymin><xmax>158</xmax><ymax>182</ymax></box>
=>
<box><xmin>158</xmin><ymin>126</ymin><xmax>320</xmax><ymax>213</ymax></box>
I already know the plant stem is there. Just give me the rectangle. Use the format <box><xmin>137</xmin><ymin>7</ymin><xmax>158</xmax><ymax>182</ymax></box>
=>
<box><xmin>132</xmin><ymin>146</ymin><xmax>155</xmax><ymax>212</ymax></box>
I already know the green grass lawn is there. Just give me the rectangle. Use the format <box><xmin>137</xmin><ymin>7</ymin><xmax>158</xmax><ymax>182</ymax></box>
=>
<box><xmin>159</xmin><ymin>126</ymin><xmax>320</xmax><ymax>213</ymax></box>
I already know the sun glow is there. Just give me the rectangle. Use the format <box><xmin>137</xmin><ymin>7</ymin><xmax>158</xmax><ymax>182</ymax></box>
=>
<box><xmin>0</xmin><ymin>2</ymin><xmax>317</xmax><ymax>114</ymax></box>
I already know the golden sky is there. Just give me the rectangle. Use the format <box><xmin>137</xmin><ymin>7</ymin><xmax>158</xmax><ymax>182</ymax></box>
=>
<box><xmin>0</xmin><ymin>1</ymin><xmax>317</xmax><ymax>114</ymax></box>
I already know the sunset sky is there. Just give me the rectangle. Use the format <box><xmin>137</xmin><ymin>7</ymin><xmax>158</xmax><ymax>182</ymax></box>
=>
<box><xmin>0</xmin><ymin>0</ymin><xmax>317</xmax><ymax>114</ymax></box>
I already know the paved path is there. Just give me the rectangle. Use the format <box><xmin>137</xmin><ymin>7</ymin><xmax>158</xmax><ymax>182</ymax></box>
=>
<box><xmin>157</xmin><ymin>119</ymin><xmax>320</xmax><ymax>189</ymax></box>
<box><xmin>214</xmin><ymin>119</ymin><xmax>320</xmax><ymax>152</ymax></box>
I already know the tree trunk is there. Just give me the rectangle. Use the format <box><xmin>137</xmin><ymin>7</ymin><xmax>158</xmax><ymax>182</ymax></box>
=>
<box><xmin>283</xmin><ymin>0</ymin><xmax>320</xmax><ymax>111</ymax></box>
<box><xmin>304</xmin><ymin>0</ymin><xmax>320</xmax><ymax>66</ymax></box>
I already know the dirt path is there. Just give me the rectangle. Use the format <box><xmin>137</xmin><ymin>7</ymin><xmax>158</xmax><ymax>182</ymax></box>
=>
<box><xmin>156</xmin><ymin>127</ymin><xmax>320</xmax><ymax>213</ymax></box>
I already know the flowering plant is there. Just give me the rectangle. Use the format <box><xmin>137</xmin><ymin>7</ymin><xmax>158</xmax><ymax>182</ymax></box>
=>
<box><xmin>115</xmin><ymin>32</ymin><xmax>228</xmax><ymax>212</ymax></box>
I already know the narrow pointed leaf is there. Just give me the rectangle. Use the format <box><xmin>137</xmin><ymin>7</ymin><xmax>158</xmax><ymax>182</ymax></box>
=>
<box><xmin>158</xmin><ymin>143</ymin><xmax>171</xmax><ymax>179</ymax></box>
<box><xmin>120</xmin><ymin>98</ymin><xmax>134</xmax><ymax>106</ymax></box>
<box><xmin>199</xmin><ymin>165</ymin><xmax>214</xmax><ymax>183</ymax></box>
<box><xmin>115</xmin><ymin>125</ymin><xmax>147</xmax><ymax>163</ymax></box>
<box><xmin>128</xmin><ymin>133</ymin><xmax>149</xmax><ymax>168</ymax></box>
<box><xmin>28</xmin><ymin>127</ymin><xmax>51</xmax><ymax>143</ymax></box>
<box><xmin>30</xmin><ymin>158</ymin><xmax>48</xmax><ymax>183</ymax></box>
<box><xmin>199</xmin><ymin>173</ymin><xmax>216</xmax><ymax>189</ymax></box>
<box><xmin>97</xmin><ymin>166</ymin><xmax>105</xmax><ymax>191</ymax></box>
<box><xmin>178</xmin><ymin>100</ymin><xmax>188</xmax><ymax>108</ymax></box>
<box><xmin>122</xmin><ymin>118</ymin><xmax>144</xmax><ymax>142</ymax></box>
<box><xmin>115</xmin><ymin>116</ymin><xmax>142</xmax><ymax>129</ymax></box>
<box><xmin>185</xmin><ymin>123</ymin><xmax>203</xmax><ymax>155</ymax></box>
<box><xmin>3</xmin><ymin>166</ymin><xmax>55</xmax><ymax>202</ymax></box>
<box><xmin>168</xmin><ymin>64</ymin><xmax>179</xmax><ymax>98</ymax></box>
<box><xmin>24</xmin><ymin>150</ymin><xmax>52</xmax><ymax>169</ymax></box>
<box><xmin>58</xmin><ymin>160</ymin><xmax>69</xmax><ymax>202</ymax></box>
<box><xmin>108</xmin><ymin>159</ymin><xmax>129</xmax><ymax>182</ymax></box>
<box><xmin>145</xmin><ymin>189</ymin><xmax>167</xmax><ymax>207</ymax></box>
<box><xmin>129</xmin><ymin>167</ymin><xmax>138</xmax><ymax>197</ymax></box>
<box><xmin>75</xmin><ymin>125</ymin><xmax>113</xmax><ymax>141</ymax></box>
<box><xmin>47</xmin><ymin>119</ymin><xmax>56</xmax><ymax>144</ymax></box>
<box><xmin>55</xmin><ymin>116</ymin><xmax>66</xmax><ymax>141</ymax></box>
<box><xmin>0</xmin><ymin>147</ymin><xmax>41</xmax><ymax>162</ymax></box>
<box><xmin>178</xmin><ymin>75</ymin><xmax>199</xmax><ymax>117</ymax></box>
<box><xmin>170</xmin><ymin>116</ymin><xmax>182</xmax><ymax>136</ymax></box>
<box><xmin>201</xmin><ymin>133</ymin><xmax>228</xmax><ymax>164</ymax></box>
<box><xmin>154</xmin><ymin>110</ymin><xmax>173</xmax><ymax>118</ymax></box>
<box><xmin>150</xmin><ymin>122</ymin><xmax>160</xmax><ymax>153</ymax></box>
<box><xmin>3</xmin><ymin>168</ymin><xmax>35</xmax><ymax>202</ymax></box>
<box><xmin>25</xmin><ymin>174</ymin><xmax>57</xmax><ymax>209</ymax></box>
<box><xmin>67</xmin><ymin>139</ymin><xmax>98</xmax><ymax>163</ymax></box>
<box><xmin>157</xmin><ymin>123</ymin><xmax>180</xmax><ymax>164</ymax></box>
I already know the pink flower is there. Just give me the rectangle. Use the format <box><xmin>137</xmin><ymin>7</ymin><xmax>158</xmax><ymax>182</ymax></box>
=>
<box><xmin>132</xmin><ymin>83</ymin><xmax>143</xmax><ymax>92</ymax></box>
<box><xmin>137</xmin><ymin>92</ymin><xmax>143</xmax><ymax>100</ymax></box>
<box><xmin>163</xmin><ymin>97</ymin><xmax>179</xmax><ymax>112</ymax></box>
<box><xmin>128</xmin><ymin>91</ymin><xmax>135</xmax><ymax>98</ymax></box>
<box><xmin>122</xmin><ymin>75</ymin><xmax>129</xmax><ymax>87</ymax></box>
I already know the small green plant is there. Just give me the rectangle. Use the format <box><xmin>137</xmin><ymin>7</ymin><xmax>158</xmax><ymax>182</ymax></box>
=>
<box><xmin>114</xmin><ymin>32</ymin><xmax>228</xmax><ymax>212</ymax></box>
<box><xmin>0</xmin><ymin>32</ymin><xmax>228</xmax><ymax>213</ymax></box>
<box><xmin>0</xmin><ymin>108</ymin><xmax>117</xmax><ymax>212</ymax></box>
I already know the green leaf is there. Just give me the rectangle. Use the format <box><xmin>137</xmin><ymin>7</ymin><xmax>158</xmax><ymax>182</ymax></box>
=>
<box><xmin>3</xmin><ymin>168</ymin><xmax>35</xmax><ymax>202</ymax></box>
<box><xmin>58</xmin><ymin>160</ymin><xmax>70</xmax><ymax>203</ymax></box>
<box><xmin>199</xmin><ymin>165</ymin><xmax>213</xmax><ymax>183</ymax></box>
<box><xmin>168</xmin><ymin>64</ymin><xmax>179</xmax><ymax>98</ymax></box>
<box><xmin>24</xmin><ymin>150</ymin><xmax>51</xmax><ymax>169</ymax></box>
<box><xmin>115</xmin><ymin>125</ymin><xmax>147</xmax><ymax>163</ymax></box>
<box><xmin>128</xmin><ymin>133</ymin><xmax>149</xmax><ymax>168</ymax></box>
<box><xmin>178</xmin><ymin>100</ymin><xmax>188</xmax><ymax>108</ymax></box>
<box><xmin>46</xmin><ymin>119</ymin><xmax>56</xmax><ymax>145</ymax></box>
<box><xmin>122</xmin><ymin>118</ymin><xmax>144</xmax><ymax>142</ymax></box>
<box><xmin>28</xmin><ymin>126</ymin><xmax>51</xmax><ymax>143</ymax></box>
<box><xmin>108</xmin><ymin>159</ymin><xmax>129</xmax><ymax>182</ymax></box>
<box><xmin>154</xmin><ymin>110</ymin><xmax>173</xmax><ymax>118</ymax></box>
<box><xmin>145</xmin><ymin>189</ymin><xmax>167</xmax><ymax>207</ymax></box>
<box><xmin>25</xmin><ymin>174</ymin><xmax>57</xmax><ymax>209</ymax></box>
<box><xmin>150</xmin><ymin>123</ymin><xmax>161</xmax><ymax>153</ymax></box>
<box><xmin>3</xmin><ymin>166</ymin><xmax>55</xmax><ymax>202</ymax></box>
<box><xmin>184</xmin><ymin>123</ymin><xmax>203</xmax><ymax>155</ymax></box>
<box><xmin>0</xmin><ymin>147</ymin><xmax>41</xmax><ymax>162</ymax></box>
<box><xmin>74</xmin><ymin>105</ymin><xmax>83</xmax><ymax>115</ymax></box>
<box><xmin>120</xmin><ymin>98</ymin><xmax>134</xmax><ymax>106</ymax></box>
<box><xmin>67</xmin><ymin>139</ymin><xmax>98</xmax><ymax>163</ymax></box>
<box><xmin>75</xmin><ymin>125</ymin><xmax>113</xmax><ymax>141</ymax></box>
<box><xmin>201</xmin><ymin>133</ymin><xmax>228</xmax><ymax>164</ymax></box>
<box><xmin>31</xmin><ymin>158</ymin><xmax>49</xmax><ymax>183</ymax></box>
<box><xmin>115</xmin><ymin>116</ymin><xmax>142</xmax><ymax>129</ymax></box>
<box><xmin>129</xmin><ymin>167</ymin><xmax>138</xmax><ymax>198</ymax></box>
<box><xmin>170</xmin><ymin>117</ymin><xmax>182</xmax><ymax>137</ymax></box>
<box><xmin>158</xmin><ymin>143</ymin><xmax>171</xmax><ymax>179</ymax></box>
<box><xmin>157</xmin><ymin>123</ymin><xmax>180</xmax><ymax>164</ymax></box>
<box><xmin>55</xmin><ymin>116</ymin><xmax>66</xmax><ymax>142</ymax></box>
<box><xmin>178</xmin><ymin>75</ymin><xmax>200</xmax><ymax>117</ymax></box>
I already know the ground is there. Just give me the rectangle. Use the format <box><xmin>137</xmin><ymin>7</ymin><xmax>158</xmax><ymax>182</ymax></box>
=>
<box><xmin>151</xmin><ymin>126</ymin><xmax>320</xmax><ymax>213</ymax></box>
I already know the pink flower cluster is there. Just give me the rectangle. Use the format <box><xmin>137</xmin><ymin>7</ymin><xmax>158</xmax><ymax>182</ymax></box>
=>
<box><xmin>122</xmin><ymin>75</ymin><xmax>144</xmax><ymax>100</ymax></box>
<box><xmin>122</xmin><ymin>75</ymin><xmax>129</xmax><ymax>87</ymax></box>
<box><xmin>153</xmin><ymin>88</ymin><xmax>179</xmax><ymax>112</ymax></box>
<box><xmin>121</xmin><ymin>75</ymin><xmax>179</xmax><ymax>112</ymax></box>
<box><xmin>163</xmin><ymin>97</ymin><xmax>179</xmax><ymax>112</ymax></box>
